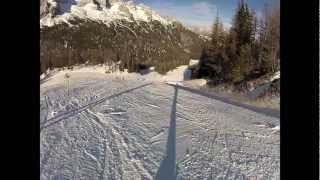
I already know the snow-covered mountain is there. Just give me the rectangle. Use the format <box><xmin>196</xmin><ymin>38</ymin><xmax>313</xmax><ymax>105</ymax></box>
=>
<box><xmin>40</xmin><ymin>0</ymin><xmax>205</xmax><ymax>75</ymax></box>
<box><xmin>186</xmin><ymin>25</ymin><xmax>211</xmax><ymax>36</ymax></box>
<box><xmin>40</xmin><ymin>0</ymin><xmax>176</xmax><ymax>27</ymax></box>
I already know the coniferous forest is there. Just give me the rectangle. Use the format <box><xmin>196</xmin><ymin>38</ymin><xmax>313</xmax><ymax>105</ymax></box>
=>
<box><xmin>40</xmin><ymin>19</ymin><xmax>204</xmax><ymax>75</ymax></box>
<box><xmin>196</xmin><ymin>0</ymin><xmax>280</xmax><ymax>86</ymax></box>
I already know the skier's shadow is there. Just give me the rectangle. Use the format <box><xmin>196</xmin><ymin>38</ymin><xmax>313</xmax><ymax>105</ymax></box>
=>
<box><xmin>155</xmin><ymin>85</ymin><xmax>178</xmax><ymax>180</ymax></box>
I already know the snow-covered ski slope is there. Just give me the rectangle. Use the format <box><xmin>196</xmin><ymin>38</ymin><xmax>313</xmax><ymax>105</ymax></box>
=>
<box><xmin>40</xmin><ymin>68</ymin><xmax>280</xmax><ymax>179</ymax></box>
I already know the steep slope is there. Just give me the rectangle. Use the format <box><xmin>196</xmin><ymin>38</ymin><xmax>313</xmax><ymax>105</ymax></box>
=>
<box><xmin>40</xmin><ymin>0</ymin><xmax>205</xmax><ymax>74</ymax></box>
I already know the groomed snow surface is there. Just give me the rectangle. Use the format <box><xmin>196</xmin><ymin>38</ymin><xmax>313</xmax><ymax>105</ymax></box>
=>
<box><xmin>40</xmin><ymin>65</ymin><xmax>280</xmax><ymax>179</ymax></box>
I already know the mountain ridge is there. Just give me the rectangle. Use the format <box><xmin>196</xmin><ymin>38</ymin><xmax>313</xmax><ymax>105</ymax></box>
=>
<box><xmin>40</xmin><ymin>0</ymin><xmax>177</xmax><ymax>28</ymax></box>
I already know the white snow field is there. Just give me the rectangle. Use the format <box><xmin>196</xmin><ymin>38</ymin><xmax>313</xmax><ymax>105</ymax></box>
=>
<box><xmin>40</xmin><ymin>66</ymin><xmax>280</xmax><ymax>180</ymax></box>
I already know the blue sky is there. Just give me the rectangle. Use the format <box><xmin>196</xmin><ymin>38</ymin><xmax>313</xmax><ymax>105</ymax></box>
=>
<box><xmin>134</xmin><ymin>0</ymin><xmax>279</xmax><ymax>30</ymax></box>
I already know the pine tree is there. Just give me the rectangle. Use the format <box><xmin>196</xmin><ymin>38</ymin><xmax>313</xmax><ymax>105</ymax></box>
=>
<box><xmin>231</xmin><ymin>0</ymin><xmax>255</xmax><ymax>49</ymax></box>
<box><xmin>258</xmin><ymin>3</ymin><xmax>280</xmax><ymax>73</ymax></box>
<box><xmin>251</xmin><ymin>10</ymin><xmax>258</xmax><ymax>42</ymax></box>
<box><xmin>211</xmin><ymin>16</ymin><xmax>225</xmax><ymax>49</ymax></box>
<box><xmin>198</xmin><ymin>15</ymin><xmax>227</xmax><ymax>80</ymax></box>
<box><xmin>239</xmin><ymin>44</ymin><xmax>252</xmax><ymax>77</ymax></box>
<box><xmin>228</xmin><ymin>0</ymin><xmax>256</xmax><ymax>82</ymax></box>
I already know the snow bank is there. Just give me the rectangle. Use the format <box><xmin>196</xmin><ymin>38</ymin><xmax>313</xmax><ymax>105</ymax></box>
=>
<box><xmin>40</xmin><ymin>63</ymin><xmax>209</xmax><ymax>90</ymax></box>
<box><xmin>189</xmin><ymin>59</ymin><xmax>199</xmax><ymax>66</ymax></box>
<box><xmin>272</xmin><ymin>125</ymin><xmax>280</xmax><ymax>134</ymax></box>
<box><xmin>40</xmin><ymin>64</ymin><xmax>188</xmax><ymax>85</ymax></box>
<box><xmin>270</xmin><ymin>71</ymin><xmax>280</xmax><ymax>82</ymax></box>
<box><xmin>182</xmin><ymin>79</ymin><xmax>207</xmax><ymax>88</ymax></box>
<box><xmin>272</xmin><ymin>125</ymin><xmax>280</xmax><ymax>131</ymax></box>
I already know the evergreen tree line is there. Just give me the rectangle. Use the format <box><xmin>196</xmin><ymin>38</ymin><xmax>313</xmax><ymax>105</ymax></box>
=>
<box><xmin>40</xmin><ymin>19</ymin><xmax>203</xmax><ymax>75</ymax></box>
<box><xmin>197</xmin><ymin>0</ymin><xmax>280</xmax><ymax>84</ymax></box>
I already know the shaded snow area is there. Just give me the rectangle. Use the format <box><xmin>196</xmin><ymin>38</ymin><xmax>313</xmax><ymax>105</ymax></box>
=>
<box><xmin>40</xmin><ymin>67</ymin><xmax>280</xmax><ymax>179</ymax></box>
<box><xmin>40</xmin><ymin>0</ymin><xmax>176</xmax><ymax>28</ymax></box>
<box><xmin>245</xmin><ymin>71</ymin><xmax>280</xmax><ymax>102</ymax></box>
<box><xmin>40</xmin><ymin>64</ymin><xmax>194</xmax><ymax>85</ymax></box>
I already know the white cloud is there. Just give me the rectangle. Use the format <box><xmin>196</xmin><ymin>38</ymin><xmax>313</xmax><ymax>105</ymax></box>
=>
<box><xmin>143</xmin><ymin>1</ymin><xmax>231</xmax><ymax>31</ymax></box>
<box><xmin>191</xmin><ymin>1</ymin><xmax>216</xmax><ymax>17</ymax></box>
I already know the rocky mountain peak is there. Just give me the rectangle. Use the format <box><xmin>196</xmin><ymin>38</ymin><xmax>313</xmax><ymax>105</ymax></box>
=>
<box><xmin>40</xmin><ymin>0</ymin><xmax>115</xmax><ymax>18</ymax></box>
<box><xmin>40</xmin><ymin>0</ymin><xmax>177</xmax><ymax>28</ymax></box>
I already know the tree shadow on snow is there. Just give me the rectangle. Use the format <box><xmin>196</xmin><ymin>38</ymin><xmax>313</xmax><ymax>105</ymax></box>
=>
<box><xmin>155</xmin><ymin>85</ymin><xmax>178</xmax><ymax>180</ymax></box>
<box><xmin>167</xmin><ymin>83</ymin><xmax>280</xmax><ymax>119</ymax></box>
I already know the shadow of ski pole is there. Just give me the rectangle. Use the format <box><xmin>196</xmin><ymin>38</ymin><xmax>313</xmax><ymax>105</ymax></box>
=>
<box><xmin>155</xmin><ymin>85</ymin><xmax>178</xmax><ymax>180</ymax></box>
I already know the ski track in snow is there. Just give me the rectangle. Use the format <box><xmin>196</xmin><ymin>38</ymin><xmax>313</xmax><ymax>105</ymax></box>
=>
<box><xmin>40</xmin><ymin>71</ymin><xmax>280</xmax><ymax>180</ymax></box>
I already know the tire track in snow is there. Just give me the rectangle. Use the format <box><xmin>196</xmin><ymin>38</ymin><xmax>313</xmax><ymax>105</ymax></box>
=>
<box><xmin>82</xmin><ymin>109</ymin><xmax>121</xmax><ymax>180</ymax></box>
<box><xmin>87</xmin><ymin>103</ymin><xmax>154</xmax><ymax>179</ymax></box>
<box><xmin>105</xmin><ymin>88</ymin><xmax>164</xmax><ymax>179</ymax></box>
<box><xmin>79</xmin><ymin>110</ymin><xmax>108</xmax><ymax>180</ymax></box>
<box><xmin>40</xmin><ymin>83</ymin><xmax>152</xmax><ymax>131</ymax></box>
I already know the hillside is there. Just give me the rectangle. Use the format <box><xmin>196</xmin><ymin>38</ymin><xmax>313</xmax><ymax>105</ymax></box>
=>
<box><xmin>40</xmin><ymin>0</ymin><xmax>205</xmax><ymax>74</ymax></box>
